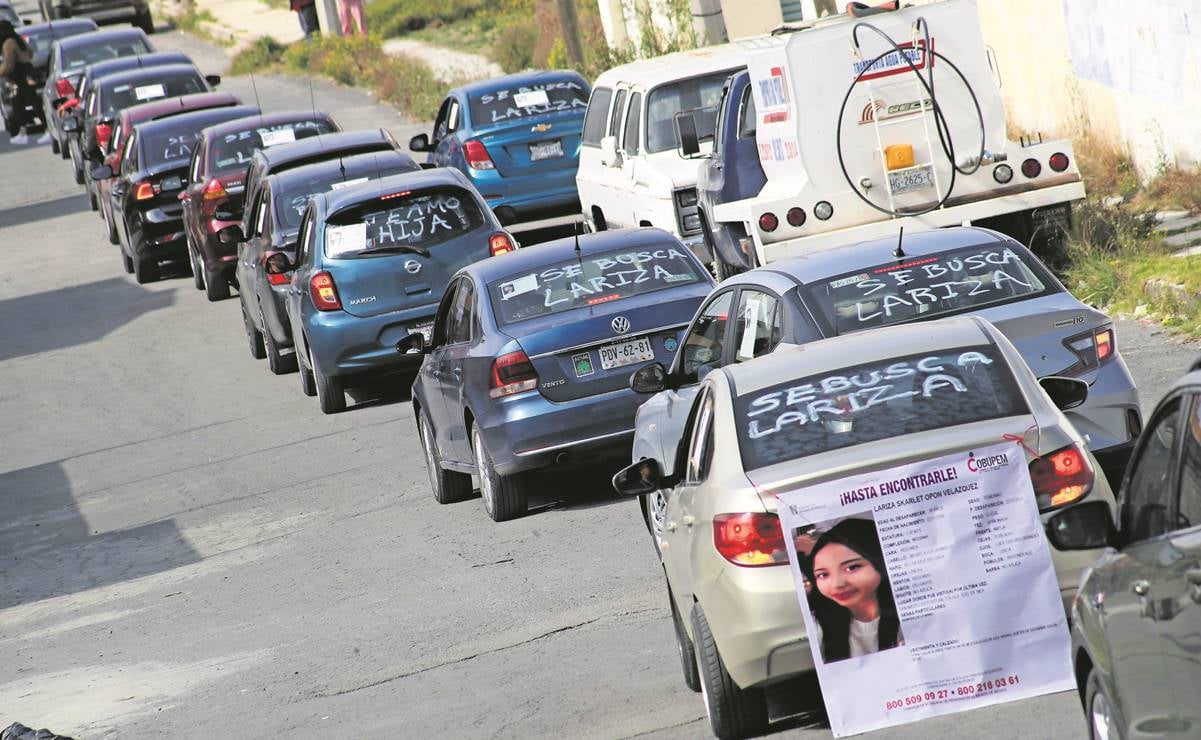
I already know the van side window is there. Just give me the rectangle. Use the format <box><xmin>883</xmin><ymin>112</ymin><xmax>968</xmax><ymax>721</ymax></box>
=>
<box><xmin>582</xmin><ymin>87</ymin><xmax>613</xmax><ymax>147</ymax></box>
<box><xmin>623</xmin><ymin>93</ymin><xmax>642</xmax><ymax>156</ymax></box>
<box><xmin>737</xmin><ymin>83</ymin><xmax>756</xmax><ymax>139</ymax></box>
<box><xmin>608</xmin><ymin>89</ymin><xmax>628</xmax><ymax>139</ymax></box>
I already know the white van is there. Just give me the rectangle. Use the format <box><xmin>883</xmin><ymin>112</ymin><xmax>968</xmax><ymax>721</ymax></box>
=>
<box><xmin>576</xmin><ymin>45</ymin><xmax>744</xmax><ymax>260</ymax></box>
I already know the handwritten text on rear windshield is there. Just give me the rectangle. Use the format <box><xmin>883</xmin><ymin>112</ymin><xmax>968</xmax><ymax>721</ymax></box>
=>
<box><xmin>503</xmin><ymin>248</ymin><xmax>696</xmax><ymax>308</ymax></box>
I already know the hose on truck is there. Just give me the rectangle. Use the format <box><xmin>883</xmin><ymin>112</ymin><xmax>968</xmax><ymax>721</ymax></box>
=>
<box><xmin>834</xmin><ymin>17</ymin><xmax>987</xmax><ymax>218</ymax></box>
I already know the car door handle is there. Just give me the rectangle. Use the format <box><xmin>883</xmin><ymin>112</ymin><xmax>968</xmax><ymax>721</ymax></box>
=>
<box><xmin>682</xmin><ymin>515</ymin><xmax>695</xmax><ymax>527</ymax></box>
<box><xmin>1132</xmin><ymin>580</ymin><xmax>1151</xmax><ymax>596</ymax></box>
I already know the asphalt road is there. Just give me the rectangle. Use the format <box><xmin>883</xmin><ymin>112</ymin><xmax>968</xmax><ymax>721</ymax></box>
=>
<box><xmin>1</xmin><ymin>25</ymin><xmax>1197</xmax><ymax>740</ymax></box>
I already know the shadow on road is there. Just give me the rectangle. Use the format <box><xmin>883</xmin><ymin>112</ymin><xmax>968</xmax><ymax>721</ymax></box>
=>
<box><xmin>0</xmin><ymin>192</ymin><xmax>90</xmax><ymax>229</ymax></box>
<box><xmin>0</xmin><ymin>459</ymin><xmax>201</xmax><ymax>610</ymax></box>
<box><xmin>0</xmin><ymin>277</ymin><xmax>174</xmax><ymax>362</ymax></box>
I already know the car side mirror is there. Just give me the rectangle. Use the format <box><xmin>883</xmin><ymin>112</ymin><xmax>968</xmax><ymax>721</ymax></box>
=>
<box><xmin>90</xmin><ymin>164</ymin><xmax>113</xmax><ymax>180</ymax></box>
<box><xmin>612</xmin><ymin>458</ymin><xmax>666</xmax><ymax>497</ymax></box>
<box><xmin>675</xmin><ymin>111</ymin><xmax>701</xmax><ymax>158</ymax></box>
<box><xmin>218</xmin><ymin>225</ymin><xmax>245</xmax><ymax>244</ymax></box>
<box><xmin>396</xmin><ymin>333</ymin><xmax>427</xmax><ymax>355</ymax></box>
<box><xmin>263</xmin><ymin>250</ymin><xmax>293</xmax><ymax>273</ymax></box>
<box><xmin>1046</xmin><ymin>501</ymin><xmax>1117</xmax><ymax>550</ymax></box>
<box><xmin>61</xmin><ymin>116</ymin><xmax>80</xmax><ymax>133</ymax></box>
<box><xmin>408</xmin><ymin>133</ymin><xmax>431</xmax><ymax>152</ymax></box>
<box><xmin>600</xmin><ymin>135</ymin><xmax>620</xmax><ymax>168</ymax></box>
<box><xmin>1039</xmin><ymin>376</ymin><xmax>1089</xmax><ymax>411</ymax></box>
<box><xmin>630</xmin><ymin>362</ymin><xmax>668</xmax><ymax>394</ymax></box>
<box><xmin>205</xmin><ymin>74</ymin><xmax>221</xmax><ymax>88</ymax></box>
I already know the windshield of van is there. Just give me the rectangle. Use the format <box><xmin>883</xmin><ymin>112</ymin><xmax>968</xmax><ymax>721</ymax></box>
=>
<box><xmin>803</xmin><ymin>243</ymin><xmax>1057</xmax><ymax>336</ymax></box>
<box><xmin>323</xmin><ymin>186</ymin><xmax>484</xmax><ymax>257</ymax></box>
<box><xmin>103</xmin><ymin>72</ymin><xmax>205</xmax><ymax>112</ymax></box>
<box><xmin>468</xmin><ymin>78</ymin><xmax>588</xmax><ymax>126</ymax></box>
<box><xmin>646</xmin><ymin>69</ymin><xmax>733</xmax><ymax>153</ymax></box>
<box><xmin>735</xmin><ymin>345</ymin><xmax>1028</xmax><ymax>471</ymax></box>
<box><xmin>208</xmin><ymin>119</ymin><xmax>333</xmax><ymax>173</ymax></box>
<box><xmin>487</xmin><ymin>244</ymin><xmax>704</xmax><ymax>325</ymax></box>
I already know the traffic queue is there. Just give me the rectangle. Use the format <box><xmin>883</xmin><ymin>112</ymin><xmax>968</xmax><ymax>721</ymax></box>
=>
<box><xmin>18</xmin><ymin>0</ymin><xmax>1197</xmax><ymax>738</ymax></box>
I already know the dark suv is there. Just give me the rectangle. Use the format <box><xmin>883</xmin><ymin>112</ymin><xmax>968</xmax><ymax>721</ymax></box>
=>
<box><xmin>40</xmin><ymin>0</ymin><xmax>153</xmax><ymax>34</ymax></box>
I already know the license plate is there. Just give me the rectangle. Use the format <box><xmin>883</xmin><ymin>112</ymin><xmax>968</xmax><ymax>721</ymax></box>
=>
<box><xmin>888</xmin><ymin>165</ymin><xmax>935</xmax><ymax>195</ymax></box>
<box><xmin>160</xmin><ymin>176</ymin><xmax>182</xmax><ymax>191</ymax></box>
<box><xmin>599</xmin><ymin>337</ymin><xmax>653</xmax><ymax>370</ymax></box>
<box><xmin>412</xmin><ymin>322</ymin><xmax>433</xmax><ymax>342</ymax></box>
<box><xmin>529</xmin><ymin>140</ymin><xmax>564</xmax><ymax>161</ymax></box>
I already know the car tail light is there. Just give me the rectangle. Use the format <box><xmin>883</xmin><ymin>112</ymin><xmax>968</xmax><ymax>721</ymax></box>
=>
<box><xmin>488</xmin><ymin>350</ymin><xmax>537</xmax><ymax>399</ymax></box>
<box><xmin>1028</xmin><ymin>442</ymin><xmax>1093</xmax><ymax>511</ymax></box>
<box><xmin>134</xmin><ymin>181</ymin><xmax>155</xmax><ymax>201</ymax></box>
<box><xmin>308</xmin><ymin>271</ymin><xmax>341</xmax><ymax>311</ymax></box>
<box><xmin>95</xmin><ymin>122</ymin><xmax>112</xmax><ymax>152</ymax></box>
<box><xmin>1063</xmin><ymin>325</ymin><xmax>1116</xmax><ymax>374</ymax></box>
<box><xmin>1021</xmin><ymin>158</ymin><xmax>1042</xmax><ymax>178</ymax></box>
<box><xmin>758</xmin><ymin>212</ymin><xmax>778</xmax><ymax>232</ymax></box>
<box><xmin>203</xmin><ymin>178</ymin><xmax>228</xmax><ymax>200</ymax></box>
<box><xmin>464</xmin><ymin>139</ymin><xmax>495</xmax><ymax>170</ymax></box>
<box><xmin>1049</xmin><ymin>152</ymin><xmax>1070</xmax><ymax>172</ymax></box>
<box><xmin>786</xmin><ymin>207</ymin><xmax>806</xmax><ymax>227</ymax></box>
<box><xmin>54</xmin><ymin>76</ymin><xmax>74</xmax><ymax>99</ymax></box>
<box><xmin>713</xmin><ymin>513</ymin><xmax>788</xmax><ymax>567</ymax></box>
<box><xmin>488</xmin><ymin>232</ymin><xmax>516</xmax><ymax>257</ymax></box>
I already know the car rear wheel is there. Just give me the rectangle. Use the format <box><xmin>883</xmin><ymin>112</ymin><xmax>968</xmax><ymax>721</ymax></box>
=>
<box><xmin>472</xmin><ymin>425</ymin><xmax>527</xmax><ymax>522</ymax></box>
<box><xmin>87</xmin><ymin>182</ymin><xmax>98</xmax><ymax>211</ymax></box>
<box><xmin>50</xmin><ymin>134</ymin><xmax>59</xmax><ymax>154</ymax></box>
<box><xmin>189</xmin><ymin>245</ymin><xmax>205</xmax><ymax>290</ymax></box>
<box><xmin>105</xmin><ymin>208</ymin><xmax>120</xmax><ymax>245</ymax></box>
<box><xmin>669</xmin><ymin>586</ymin><xmax>701</xmax><ymax>693</ymax></box>
<box><xmin>298</xmin><ymin>345</ymin><xmax>317</xmax><ymax>397</ymax></box>
<box><xmin>262</xmin><ymin>309</ymin><xmax>297</xmax><ymax>374</ymax></box>
<box><xmin>133</xmin><ymin>254</ymin><xmax>159</xmax><ymax>284</ymax></box>
<box><xmin>310</xmin><ymin>346</ymin><xmax>345</xmax><ymax>414</ymax></box>
<box><xmin>69</xmin><ymin>141</ymin><xmax>84</xmax><ymax>185</ymax></box>
<box><xmin>419</xmin><ymin>409</ymin><xmax>473</xmax><ymax>504</ymax></box>
<box><xmin>691</xmin><ymin>605</ymin><xmax>768</xmax><ymax>740</ymax></box>
<box><xmin>240</xmin><ymin>297</ymin><xmax>266</xmax><ymax>360</ymax></box>
<box><xmin>205</xmin><ymin>268</ymin><xmax>231</xmax><ymax>301</ymax></box>
<box><xmin>1086</xmin><ymin>667</ymin><xmax>1118</xmax><ymax>740</ymax></box>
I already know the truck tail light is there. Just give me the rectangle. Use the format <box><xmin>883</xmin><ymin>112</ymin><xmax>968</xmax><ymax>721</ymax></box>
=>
<box><xmin>786</xmin><ymin>207</ymin><xmax>806</xmax><ymax>227</ymax></box>
<box><xmin>1028</xmin><ymin>443</ymin><xmax>1093</xmax><ymax>511</ymax></box>
<box><xmin>1021</xmin><ymin>158</ymin><xmax>1042</xmax><ymax>178</ymax></box>
<box><xmin>203</xmin><ymin>178</ymin><xmax>228</xmax><ymax>200</ymax></box>
<box><xmin>713</xmin><ymin>513</ymin><xmax>788</xmax><ymax>567</ymax></box>
<box><xmin>1049</xmin><ymin>152</ymin><xmax>1070</xmax><ymax>172</ymax></box>
<box><xmin>1063</xmin><ymin>325</ymin><xmax>1115</xmax><ymax>374</ymax></box>
<box><xmin>464</xmin><ymin>139</ymin><xmax>495</xmax><ymax>170</ymax></box>
<box><xmin>308</xmin><ymin>271</ymin><xmax>342</xmax><ymax>311</ymax></box>
<box><xmin>54</xmin><ymin>76</ymin><xmax>74</xmax><ymax>99</ymax></box>
<box><xmin>134</xmin><ymin>181</ymin><xmax>155</xmax><ymax>200</ymax></box>
<box><xmin>488</xmin><ymin>232</ymin><xmax>516</xmax><ymax>256</ymax></box>
<box><xmin>758</xmin><ymin>212</ymin><xmax>778</xmax><ymax>232</ymax></box>
<box><xmin>488</xmin><ymin>350</ymin><xmax>537</xmax><ymax>399</ymax></box>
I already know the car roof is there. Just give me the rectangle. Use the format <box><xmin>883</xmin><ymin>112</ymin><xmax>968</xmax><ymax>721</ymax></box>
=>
<box><xmin>201</xmin><ymin>110</ymin><xmax>335</xmax><ymax>140</ymax></box>
<box><xmin>593</xmin><ymin>44</ymin><xmax>745</xmax><ymax>89</ymax></box>
<box><xmin>464</xmin><ymin>227</ymin><xmax>686</xmax><ymax>284</ymax></box>
<box><xmin>135</xmin><ymin>105</ymin><xmax>260</xmax><ymax>138</ymax></box>
<box><xmin>56</xmin><ymin>27</ymin><xmax>147</xmax><ymax>52</ymax></box>
<box><xmin>723</xmin><ymin>315</ymin><xmax>996</xmax><ymax>396</ymax></box>
<box><xmin>97</xmin><ymin>63</ymin><xmax>199</xmax><ymax>88</ymax></box>
<box><xmin>120</xmin><ymin>91</ymin><xmax>241</xmax><ymax>124</ymax></box>
<box><xmin>253</xmin><ymin>128</ymin><xmax>391</xmax><ymax>168</ymax></box>
<box><xmin>270</xmin><ymin>150</ymin><xmax>419</xmax><ymax>191</ymax></box>
<box><xmin>314</xmin><ymin>166</ymin><xmax>471</xmax><ymax>214</ymax></box>
<box><xmin>85</xmin><ymin>52</ymin><xmax>192</xmax><ymax>80</ymax></box>
<box><xmin>453</xmin><ymin>69</ymin><xmax>587</xmax><ymax>99</ymax></box>
<box><xmin>755</xmin><ymin>226</ymin><xmax>1016</xmax><ymax>286</ymax></box>
<box><xmin>22</xmin><ymin>19</ymin><xmax>98</xmax><ymax>34</ymax></box>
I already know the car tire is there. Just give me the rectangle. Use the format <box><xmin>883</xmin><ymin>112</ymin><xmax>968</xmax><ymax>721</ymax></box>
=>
<box><xmin>298</xmin><ymin>349</ymin><xmax>317</xmax><ymax>397</ymax></box>
<box><xmin>120</xmin><ymin>245</ymin><xmax>134</xmax><ymax>274</ymax></box>
<box><xmin>133</xmin><ymin>254</ymin><xmax>159</xmax><ymax>284</ymax></box>
<box><xmin>204</xmin><ymin>268</ymin><xmax>231</xmax><ymax>301</ymax></box>
<box><xmin>1085</xmin><ymin>667</ymin><xmax>1120</xmax><ymax>740</ymax></box>
<box><xmin>310</xmin><ymin>346</ymin><xmax>345</xmax><ymax>414</ymax></box>
<box><xmin>472</xmin><ymin>424</ymin><xmax>527</xmax><ymax>522</ymax></box>
<box><xmin>691</xmin><ymin>605</ymin><xmax>768</xmax><ymax>740</ymax></box>
<box><xmin>240</xmin><ymin>297</ymin><xmax>266</xmax><ymax>360</ymax></box>
<box><xmin>87</xmin><ymin>183</ymin><xmax>98</xmax><ymax>211</ymax></box>
<box><xmin>105</xmin><ymin>208</ymin><xmax>120</xmax><ymax>245</ymax></box>
<box><xmin>70</xmin><ymin>142</ymin><xmax>84</xmax><ymax>185</ymax></box>
<box><xmin>669</xmin><ymin>586</ymin><xmax>702</xmax><ymax>693</ymax></box>
<box><xmin>50</xmin><ymin>134</ymin><xmax>59</xmax><ymax>154</ymax></box>
<box><xmin>189</xmin><ymin>247</ymin><xmax>205</xmax><ymax>290</ymax></box>
<box><xmin>262</xmin><ymin>309</ymin><xmax>297</xmax><ymax>374</ymax></box>
<box><xmin>419</xmin><ymin>409</ymin><xmax>473</xmax><ymax>504</ymax></box>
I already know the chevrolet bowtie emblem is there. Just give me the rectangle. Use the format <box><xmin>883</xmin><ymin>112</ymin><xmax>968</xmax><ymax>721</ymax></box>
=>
<box><xmin>531</xmin><ymin>123</ymin><xmax>552</xmax><ymax>133</ymax></box>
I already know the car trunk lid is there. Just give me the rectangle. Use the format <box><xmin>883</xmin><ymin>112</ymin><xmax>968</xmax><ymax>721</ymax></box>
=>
<box><xmin>475</xmin><ymin>114</ymin><xmax>584</xmax><ymax>178</ymax></box>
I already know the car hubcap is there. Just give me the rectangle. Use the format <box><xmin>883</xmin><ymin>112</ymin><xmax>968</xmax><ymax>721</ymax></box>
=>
<box><xmin>1090</xmin><ymin>690</ymin><xmax>1113</xmax><ymax>740</ymax></box>
<box><xmin>420</xmin><ymin>416</ymin><xmax>440</xmax><ymax>492</ymax></box>
<box><xmin>474</xmin><ymin>430</ymin><xmax>494</xmax><ymax>513</ymax></box>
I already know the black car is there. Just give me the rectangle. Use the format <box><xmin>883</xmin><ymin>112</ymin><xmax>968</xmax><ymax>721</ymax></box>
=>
<box><xmin>16</xmin><ymin>18</ymin><xmax>97</xmax><ymax>87</ymax></box>
<box><xmin>231</xmin><ymin>151</ymin><xmax>420</xmax><ymax>374</ymax></box>
<box><xmin>65</xmin><ymin>62</ymin><xmax>212</xmax><ymax>185</ymax></box>
<box><xmin>94</xmin><ymin>103</ymin><xmax>258</xmax><ymax>283</ymax></box>
<box><xmin>41</xmin><ymin>27</ymin><xmax>152</xmax><ymax>157</ymax></box>
<box><xmin>39</xmin><ymin>0</ymin><xmax>154</xmax><ymax>35</ymax></box>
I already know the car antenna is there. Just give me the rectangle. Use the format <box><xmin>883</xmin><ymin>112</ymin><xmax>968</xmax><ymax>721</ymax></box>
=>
<box><xmin>307</xmin><ymin>75</ymin><xmax>321</xmax><ymax>145</ymax></box>
<box><xmin>894</xmin><ymin>226</ymin><xmax>905</xmax><ymax>259</ymax></box>
<box><xmin>249</xmin><ymin>73</ymin><xmax>262</xmax><ymax>110</ymax></box>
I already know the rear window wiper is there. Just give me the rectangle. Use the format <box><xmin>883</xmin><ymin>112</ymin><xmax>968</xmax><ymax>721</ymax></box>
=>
<box><xmin>359</xmin><ymin>244</ymin><xmax>430</xmax><ymax>258</ymax></box>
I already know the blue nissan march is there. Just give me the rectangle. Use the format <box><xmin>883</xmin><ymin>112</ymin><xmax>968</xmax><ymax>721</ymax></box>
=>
<box><xmin>284</xmin><ymin>168</ymin><xmax>516</xmax><ymax>414</ymax></box>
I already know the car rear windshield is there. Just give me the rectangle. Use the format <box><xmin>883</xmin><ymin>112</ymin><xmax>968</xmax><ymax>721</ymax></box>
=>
<box><xmin>735</xmin><ymin>345</ymin><xmax>1028</xmax><ymax>471</ymax></box>
<box><xmin>802</xmin><ymin>243</ymin><xmax>1056</xmax><ymax>337</ymax></box>
<box><xmin>142</xmin><ymin>127</ymin><xmax>202</xmax><ymax>167</ymax></box>
<box><xmin>22</xmin><ymin>29</ymin><xmax>61</xmax><ymax>54</ymax></box>
<box><xmin>487</xmin><ymin>244</ymin><xmax>704</xmax><ymax>325</ymax></box>
<box><xmin>104</xmin><ymin>73</ymin><xmax>205</xmax><ymax>112</ymax></box>
<box><xmin>274</xmin><ymin>166</ymin><xmax>414</xmax><ymax>231</ymax></box>
<box><xmin>323</xmin><ymin>186</ymin><xmax>484</xmax><ymax>258</ymax></box>
<box><xmin>646</xmin><ymin>69</ymin><xmax>732</xmax><ymax>153</ymax></box>
<box><xmin>64</xmin><ymin>39</ymin><xmax>152</xmax><ymax>71</ymax></box>
<box><xmin>468</xmin><ymin>79</ymin><xmax>588</xmax><ymax>126</ymax></box>
<box><xmin>209</xmin><ymin>119</ymin><xmax>334</xmax><ymax>173</ymax></box>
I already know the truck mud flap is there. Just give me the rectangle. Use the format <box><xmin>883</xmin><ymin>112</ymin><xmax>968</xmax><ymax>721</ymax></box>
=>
<box><xmin>975</xmin><ymin>201</ymin><xmax>1073</xmax><ymax>270</ymax></box>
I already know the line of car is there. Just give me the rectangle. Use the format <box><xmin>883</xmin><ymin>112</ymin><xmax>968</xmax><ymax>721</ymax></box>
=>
<box><xmin>25</xmin><ymin>20</ymin><xmax>1196</xmax><ymax>740</ymax></box>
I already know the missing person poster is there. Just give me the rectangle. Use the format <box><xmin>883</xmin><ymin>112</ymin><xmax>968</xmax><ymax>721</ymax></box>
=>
<box><xmin>777</xmin><ymin>442</ymin><xmax>1074</xmax><ymax>737</ymax></box>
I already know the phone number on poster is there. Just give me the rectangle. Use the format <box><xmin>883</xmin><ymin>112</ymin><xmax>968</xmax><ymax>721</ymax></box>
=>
<box><xmin>884</xmin><ymin>675</ymin><xmax>1021</xmax><ymax>710</ymax></box>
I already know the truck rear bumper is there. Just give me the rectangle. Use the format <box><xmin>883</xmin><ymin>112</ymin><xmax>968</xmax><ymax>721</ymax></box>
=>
<box><xmin>728</xmin><ymin>181</ymin><xmax>1086</xmax><ymax>264</ymax></box>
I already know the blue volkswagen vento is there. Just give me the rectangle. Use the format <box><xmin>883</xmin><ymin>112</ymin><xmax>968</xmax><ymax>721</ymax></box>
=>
<box><xmin>284</xmin><ymin>168</ymin><xmax>516</xmax><ymax>414</ymax></box>
<box><xmin>401</xmin><ymin>228</ymin><xmax>716</xmax><ymax>522</ymax></box>
<box><xmin>408</xmin><ymin>70</ymin><xmax>589</xmax><ymax>227</ymax></box>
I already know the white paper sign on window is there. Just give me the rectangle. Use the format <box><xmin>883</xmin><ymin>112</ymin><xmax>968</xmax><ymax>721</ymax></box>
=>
<box><xmin>260</xmin><ymin>128</ymin><xmax>297</xmax><ymax>147</ymax></box>
<box><xmin>325</xmin><ymin>222</ymin><xmax>368</xmax><ymax>256</ymax></box>
<box><xmin>514</xmin><ymin>90</ymin><xmax>550</xmax><ymax>108</ymax></box>
<box><xmin>134</xmin><ymin>83</ymin><xmax>166</xmax><ymax>101</ymax></box>
<box><xmin>330</xmin><ymin>176</ymin><xmax>369</xmax><ymax>191</ymax></box>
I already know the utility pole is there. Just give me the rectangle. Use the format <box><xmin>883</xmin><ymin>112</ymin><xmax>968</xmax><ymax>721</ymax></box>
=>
<box><xmin>556</xmin><ymin>0</ymin><xmax>586</xmax><ymax>68</ymax></box>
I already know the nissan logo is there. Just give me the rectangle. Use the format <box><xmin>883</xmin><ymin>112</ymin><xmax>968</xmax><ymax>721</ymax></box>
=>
<box><xmin>611</xmin><ymin>316</ymin><xmax>630</xmax><ymax>334</ymax></box>
<box><xmin>404</xmin><ymin>259</ymin><xmax>422</xmax><ymax>274</ymax></box>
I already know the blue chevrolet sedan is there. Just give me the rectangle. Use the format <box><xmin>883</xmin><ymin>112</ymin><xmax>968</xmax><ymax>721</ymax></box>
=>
<box><xmin>408</xmin><ymin>70</ymin><xmax>589</xmax><ymax>227</ymax></box>
<box><xmin>401</xmin><ymin>228</ymin><xmax>716</xmax><ymax>522</ymax></box>
<box><xmin>284</xmin><ymin>168</ymin><xmax>514</xmax><ymax>414</ymax></box>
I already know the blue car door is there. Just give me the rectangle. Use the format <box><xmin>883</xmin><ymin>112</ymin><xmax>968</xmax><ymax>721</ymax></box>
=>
<box><xmin>435</xmin><ymin>277</ymin><xmax>477</xmax><ymax>464</ymax></box>
<box><xmin>287</xmin><ymin>210</ymin><xmax>318</xmax><ymax>358</ymax></box>
<box><xmin>431</xmin><ymin>95</ymin><xmax>464</xmax><ymax>169</ymax></box>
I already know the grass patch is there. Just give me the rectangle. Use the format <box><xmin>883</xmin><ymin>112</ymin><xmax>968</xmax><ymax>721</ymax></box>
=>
<box><xmin>230</xmin><ymin>36</ymin><xmax>287</xmax><ymax>76</ymax></box>
<box><xmin>365</xmin><ymin>0</ymin><xmax>493</xmax><ymax>38</ymax></box>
